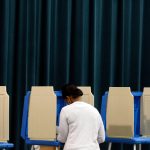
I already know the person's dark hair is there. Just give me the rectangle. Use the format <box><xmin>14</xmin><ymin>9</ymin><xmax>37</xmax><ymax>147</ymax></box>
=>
<box><xmin>61</xmin><ymin>84</ymin><xmax>83</xmax><ymax>99</ymax></box>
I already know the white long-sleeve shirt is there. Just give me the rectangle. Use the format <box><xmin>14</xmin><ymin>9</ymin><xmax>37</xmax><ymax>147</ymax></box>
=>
<box><xmin>57</xmin><ymin>101</ymin><xmax>105</xmax><ymax>150</ymax></box>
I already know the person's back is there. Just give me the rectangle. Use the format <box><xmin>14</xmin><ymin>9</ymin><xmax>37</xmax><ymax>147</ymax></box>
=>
<box><xmin>57</xmin><ymin>84</ymin><xmax>105</xmax><ymax>150</ymax></box>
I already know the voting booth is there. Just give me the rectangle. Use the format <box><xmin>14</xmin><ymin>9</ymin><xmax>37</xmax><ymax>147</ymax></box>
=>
<box><xmin>78</xmin><ymin>86</ymin><xmax>94</xmax><ymax>106</ymax></box>
<box><xmin>101</xmin><ymin>87</ymin><xmax>150</xmax><ymax>150</ymax></box>
<box><xmin>21</xmin><ymin>86</ymin><xmax>66</xmax><ymax>150</ymax></box>
<box><xmin>140</xmin><ymin>87</ymin><xmax>150</xmax><ymax>136</ymax></box>
<box><xmin>21</xmin><ymin>86</ymin><xmax>94</xmax><ymax>149</ymax></box>
<box><xmin>0</xmin><ymin>86</ymin><xmax>14</xmax><ymax>149</ymax></box>
<box><xmin>106</xmin><ymin>87</ymin><xmax>134</xmax><ymax>138</ymax></box>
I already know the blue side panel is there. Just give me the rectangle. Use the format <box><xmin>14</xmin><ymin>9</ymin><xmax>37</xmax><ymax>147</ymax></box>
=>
<box><xmin>101</xmin><ymin>92</ymin><xmax>108</xmax><ymax>131</ymax></box>
<box><xmin>133</xmin><ymin>92</ymin><xmax>142</xmax><ymax>137</ymax></box>
<box><xmin>21</xmin><ymin>92</ymin><xmax>31</xmax><ymax>139</ymax></box>
<box><xmin>55</xmin><ymin>91</ymin><xmax>67</xmax><ymax>126</ymax></box>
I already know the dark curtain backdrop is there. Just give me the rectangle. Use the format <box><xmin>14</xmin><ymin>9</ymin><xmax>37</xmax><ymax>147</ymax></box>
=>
<box><xmin>0</xmin><ymin>0</ymin><xmax>150</xmax><ymax>150</ymax></box>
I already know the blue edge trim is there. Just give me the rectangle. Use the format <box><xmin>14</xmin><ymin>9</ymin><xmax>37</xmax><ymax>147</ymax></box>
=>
<box><xmin>101</xmin><ymin>91</ymin><xmax>150</xmax><ymax>144</ymax></box>
<box><xmin>0</xmin><ymin>143</ymin><xmax>14</xmax><ymax>148</ymax></box>
<box><xmin>21</xmin><ymin>91</ymin><xmax>65</xmax><ymax>146</ymax></box>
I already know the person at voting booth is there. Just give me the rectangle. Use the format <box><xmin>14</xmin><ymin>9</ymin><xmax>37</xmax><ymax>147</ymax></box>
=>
<box><xmin>57</xmin><ymin>84</ymin><xmax>105</xmax><ymax>150</ymax></box>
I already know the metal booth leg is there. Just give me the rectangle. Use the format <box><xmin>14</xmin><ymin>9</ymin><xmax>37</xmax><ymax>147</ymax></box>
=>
<box><xmin>139</xmin><ymin>144</ymin><xmax>142</xmax><ymax>150</ymax></box>
<box><xmin>108</xmin><ymin>142</ymin><xmax>112</xmax><ymax>150</ymax></box>
<box><xmin>121</xmin><ymin>143</ymin><xmax>123</xmax><ymax>150</ymax></box>
<box><xmin>133</xmin><ymin>144</ymin><xmax>136</xmax><ymax>150</ymax></box>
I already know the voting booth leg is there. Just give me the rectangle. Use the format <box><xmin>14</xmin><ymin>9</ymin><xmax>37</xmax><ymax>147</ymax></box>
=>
<box><xmin>108</xmin><ymin>142</ymin><xmax>112</xmax><ymax>150</ymax></box>
<box><xmin>133</xmin><ymin>144</ymin><xmax>141</xmax><ymax>150</ymax></box>
<box><xmin>139</xmin><ymin>144</ymin><xmax>141</xmax><ymax>150</ymax></box>
<box><xmin>133</xmin><ymin>144</ymin><xmax>136</xmax><ymax>150</ymax></box>
<box><xmin>121</xmin><ymin>144</ymin><xmax>123</xmax><ymax>150</ymax></box>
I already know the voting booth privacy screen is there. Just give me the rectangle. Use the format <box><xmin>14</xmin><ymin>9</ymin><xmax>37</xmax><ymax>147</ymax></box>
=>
<box><xmin>28</xmin><ymin>86</ymin><xmax>57</xmax><ymax>141</ymax></box>
<box><xmin>0</xmin><ymin>86</ymin><xmax>9</xmax><ymax>142</ymax></box>
<box><xmin>140</xmin><ymin>88</ymin><xmax>150</xmax><ymax>136</ymax></box>
<box><xmin>106</xmin><ymin>87</ymin><xmax>134</xmax><ymax>138</ymax></box>
<box><xmin>21</xmin><ymin>86</ymin><xmax>94</xmax><ymax>146</ymax></box>
<box><xmin>0</xmin><ymin>86</ymin><xmax>14</xmax><ymax>149</ymax></box>
<box><xmin>78</xmin><ymin>87</ymin><xmax>94</xmax><ymax>106</ymax></box>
